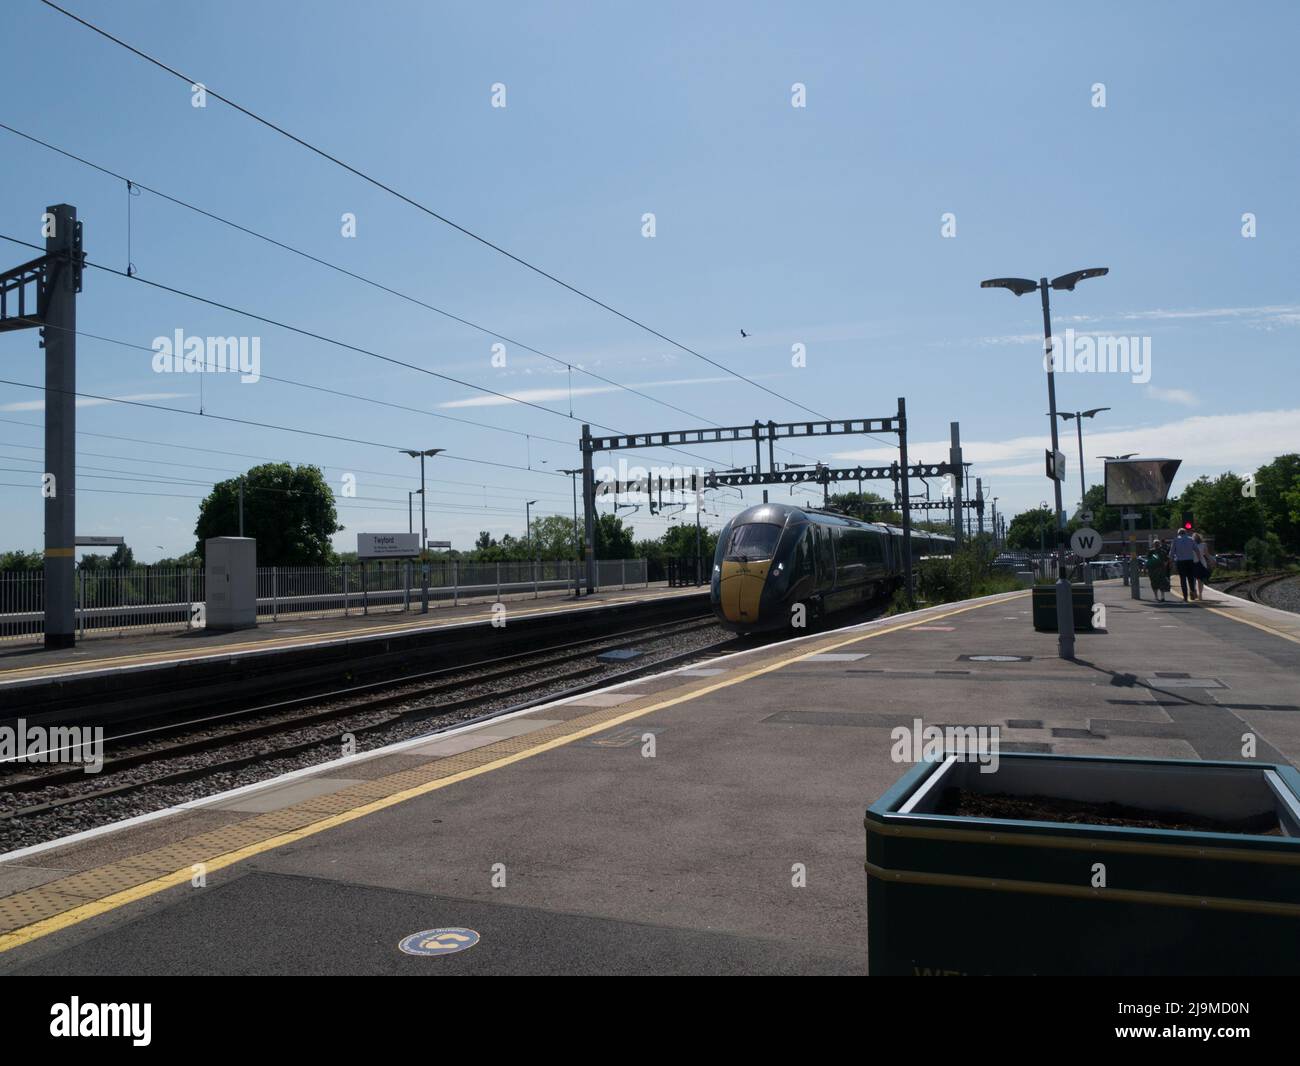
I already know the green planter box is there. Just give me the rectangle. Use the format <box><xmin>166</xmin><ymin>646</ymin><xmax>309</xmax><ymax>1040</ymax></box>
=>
<box><xmin>1031</xmin><ymin>583</ymin><xmax>1095</xmax><ymax>631</ymax></box>
<box><xmin>865</xmin><ymin>753</ymin><xmax>1300</xmax><ymax>975</ymax></box>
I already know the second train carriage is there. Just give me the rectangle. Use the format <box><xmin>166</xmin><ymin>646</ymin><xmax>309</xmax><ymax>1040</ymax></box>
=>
<box><xmin>709</xmin><ymin>502</ymin><xmax>955</xmax><ymax>633</ymax></box>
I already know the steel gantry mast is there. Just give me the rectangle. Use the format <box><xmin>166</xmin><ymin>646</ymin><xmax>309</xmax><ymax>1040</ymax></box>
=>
<box><xmin>578</xmin><ymin>398</ymin><xmax>970</xmax><ymax>606</ymax></box>
<box><xmin>1</xmin><ymin>205</ymin><xmax>84</xmax><ymax>648</ymax></box>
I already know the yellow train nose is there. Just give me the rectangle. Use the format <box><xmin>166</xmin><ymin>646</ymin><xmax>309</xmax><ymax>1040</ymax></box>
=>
<box><xmin>720</xmin><ymin>560</ymin><xmax>771</xmax><ymax>625</ymax></box>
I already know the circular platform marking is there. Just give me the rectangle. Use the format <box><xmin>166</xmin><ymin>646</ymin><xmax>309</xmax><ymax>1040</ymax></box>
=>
<box><xmin>399</xmin><ymin>928</ymin><xmax>480</xmax><ymax>956</ymax></box>
<box><xmin>968</xmin><ymin>655</ymin><xmax>1025</xmax><ymax>662</ymax></box>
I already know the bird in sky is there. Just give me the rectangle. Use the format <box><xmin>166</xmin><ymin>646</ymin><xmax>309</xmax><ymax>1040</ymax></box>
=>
<box><xmin>740</xmin><ymin>329</ymin><xmax>749</xmax><ymax>338</ymax></box>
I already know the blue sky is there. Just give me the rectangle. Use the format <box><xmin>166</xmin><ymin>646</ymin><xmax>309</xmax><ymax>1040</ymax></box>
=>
<box><xmin>2</xmin><ymin>0</ymin><xmax>1297</xmax><ymax>560</ymax></box>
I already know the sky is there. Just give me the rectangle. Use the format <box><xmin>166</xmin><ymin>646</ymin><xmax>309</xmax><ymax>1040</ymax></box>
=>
<box><xmin>2</xmin><ymin>0</ymin><xmax>1297</xmax><ymax>561</ymax></box>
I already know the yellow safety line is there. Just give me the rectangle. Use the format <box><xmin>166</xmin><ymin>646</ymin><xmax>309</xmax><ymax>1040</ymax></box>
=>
<box><xmin>0</xmin><ymin>592</ymin><xmax>1024</xmax><ymax>953</ymax></box>
<box><xmin>0</xmin><ymin>589</ymin><xmax>689</xmax><ymax>680</ymax></box>
<box><xmin>1204</xmin><ymin>606</ymin><xmax>1300</xmax><ymax>647</ymax></box>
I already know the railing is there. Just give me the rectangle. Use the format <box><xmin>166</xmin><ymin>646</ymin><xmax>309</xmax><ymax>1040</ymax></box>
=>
<box><xmin>0</xmin><ymin>558</ymin><xmax>650</xmax><ymax>644</ymax></box>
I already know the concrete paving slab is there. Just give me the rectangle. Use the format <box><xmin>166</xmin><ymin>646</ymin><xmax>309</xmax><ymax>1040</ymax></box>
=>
<box><xmin>210</xmin><ymin>776</ymin><xmax>368</xmax><ymax>814</ymax></box>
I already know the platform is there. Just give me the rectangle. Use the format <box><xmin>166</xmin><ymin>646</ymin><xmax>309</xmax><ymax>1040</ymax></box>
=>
<box><xmin>1</xmin><ymin>581</ymin><xmax>1296</xmax><ymax>975</ymax></box>
<box><xmin>0</xmin><ymin>584</ymin><xmax>705</xmax><ymax>690</ymax></box>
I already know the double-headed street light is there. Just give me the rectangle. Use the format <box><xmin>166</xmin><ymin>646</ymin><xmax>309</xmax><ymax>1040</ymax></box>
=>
<box><xmin>1052</xmin><ymin>407</ymin><xmax>1111</xmax><ymax>515</ymax></box>
<box><xmin>982</xmin><ymin>267</ymin><xmax>1109</xmax><ymax>659</ymax></box>
<box><xmin>399</xmin><ymin>448</ymin><xmax>444</xmax><ymax>551</ymax></box>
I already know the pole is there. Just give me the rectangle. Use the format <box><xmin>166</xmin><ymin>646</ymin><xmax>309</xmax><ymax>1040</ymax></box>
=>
<box><xmin>581</xmin><ymin>424</ymin><xmax>597</xmax><ymax>594</ymax></box>
<box><xmin>44</xmin><ymin>204</ymin><xmax>78</xmax><ymax>649</ymax></box>
<box><xmin>949</xmin><ymin>423</ymin><xmax>964</xmax><ymax>548</ymax></box>
<box><xmin>1072</xmin><ymin>415</ymin><xmax>1093</xmax><ymax>586</ymax></box>
<box><xmin>419</xmin><ymin>454</ymin><xmax>429</xmax><ymax>613</ymax></box>
<box><xmin>1041</xmin><ymin>279</ymin><xmax>1076</xmax><ymax>659</ymax></box>
<box><xmin>898</xmin><ymin>397</ymin><xmax>914</xmax><ymax>607</ymax></box>
<box><xmin>238</xmin><ymin>476</ymin><xmax>245</xmax><ymax>537</ymax></box>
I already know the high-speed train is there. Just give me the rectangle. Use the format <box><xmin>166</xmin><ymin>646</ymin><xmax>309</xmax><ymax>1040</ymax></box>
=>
<box><xmin>709</xmin><ymin>503</ymin><xmax>956</xmax><ymax>633</ymax></box>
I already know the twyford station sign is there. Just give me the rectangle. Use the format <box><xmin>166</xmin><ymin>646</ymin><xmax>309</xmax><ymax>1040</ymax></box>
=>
<box><xmin>357</xmin><ymin>533</ymin><xmax>420</xmax><ymax>559</ymax></box>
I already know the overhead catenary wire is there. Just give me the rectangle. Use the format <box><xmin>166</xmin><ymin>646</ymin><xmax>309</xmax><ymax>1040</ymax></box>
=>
<box><xmin>0</xmin><ymin>233</ymin><xmax>740</xmax><ymax>472</ymax></box>
<box><xmin>35</xmin><ymin>1</ymin><xmax>833</xmax><ymax>425</ymax></box>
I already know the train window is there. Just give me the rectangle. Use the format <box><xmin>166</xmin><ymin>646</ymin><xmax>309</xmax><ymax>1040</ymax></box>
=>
<box><xmin>813</xmin><ymin>524</ymin><xmax>835</xmax><ymax>588</ymax></box>
<box><xmin>794</xmin><ymin>527</ymin><xmax>813</xmax><ymax>578</ymax></box>
<box><xmin>727</xmin><ymin>523</ymin><xmax>781</xmax><ymax>559</ymax></box>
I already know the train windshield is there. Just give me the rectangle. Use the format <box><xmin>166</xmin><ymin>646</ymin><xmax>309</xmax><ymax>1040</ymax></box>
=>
<box><xmin>726</xmin><ymin>522</ymin><xmax>782</xmax><ymax>560</ymax></box>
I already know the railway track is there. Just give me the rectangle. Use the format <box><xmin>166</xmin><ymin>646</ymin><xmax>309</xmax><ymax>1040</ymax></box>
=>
<box><xmin>0</xmin><ymin>616</ymin><xmax>747</xmax><ymax>831</ymax></box>
<box><xmin>1216</xmin><ymin>570</ymin><xmax>1299</xmax><ymax>607</ymax></box>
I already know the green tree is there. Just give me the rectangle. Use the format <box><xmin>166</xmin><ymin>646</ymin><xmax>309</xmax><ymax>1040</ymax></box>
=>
<box><xmin>528</xmin><ymin>514</ymin><xmax>580</xmax><ymax>558</ymax></box>
<box><xmin>1176</xmin><ymin>473</ymin><xmax>1265</xmax><ymax>551</ymax></box>
<box><xmin>79</xmin><ymin>544</ymin><xmax>136</xmax><ymax>570</ymax></box>
<box><xmin>594</xmin><ymin>513</ymin><xmax>635</xmax><ymax>559</ymax></box>
<box><xmin>828</xmin><ymin>490</ymin><xmax>901</xmax><ymax>524</ymax></box>
<box><xmin>0</xmin><ymin>549</ymin><xmax>43</xmax><ymax>571</ymax></box>
<box><xmin>194</xmin><ymin>463</ymin><xmax>341</xmax><ymax>565</ymax></box>
<box><xmin>1254</xmin><ymin>454</ymin><xmax>1300</xmax><ymax>553</ymax></box>
<box><xmin>1005</xmin><ymin>507</ymin><xmax>1057</xmax><ymax>551</ymax></box>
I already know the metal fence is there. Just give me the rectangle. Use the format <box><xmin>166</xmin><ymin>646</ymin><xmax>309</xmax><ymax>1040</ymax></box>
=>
<box><xmin>0</xmin><ymin>558</ymin><xmax>649</xmax><ymax>644</ymax></box>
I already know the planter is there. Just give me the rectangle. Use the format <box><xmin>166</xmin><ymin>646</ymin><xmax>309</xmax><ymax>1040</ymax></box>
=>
<box><xmin>864</xmin><ymin>753</ymin><xmax>1300</xmax><ymax>975</ymax></box>
<box><xmin>1031</xmin><ymin>583</ymin><xmax>1095</xmax><ymax>632</ymax></box>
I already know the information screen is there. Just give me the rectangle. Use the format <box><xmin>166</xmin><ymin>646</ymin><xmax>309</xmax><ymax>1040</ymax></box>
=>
<box><xmin>1104</xmin><ymin>459</ymin><xmax>1182</xmax><ymax>506</ymax></box>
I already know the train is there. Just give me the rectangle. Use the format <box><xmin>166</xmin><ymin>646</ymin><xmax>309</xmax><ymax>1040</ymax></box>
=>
<box><xmin>709</xmin><ymin>502</ymin><xmax>956</xmax><ymax>633</ymax></box>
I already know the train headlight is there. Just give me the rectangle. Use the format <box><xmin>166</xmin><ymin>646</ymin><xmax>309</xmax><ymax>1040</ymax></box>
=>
<box><xmin>773</xmin><ymin>562</ymin><xmax>784</xmax><ymax>576</ymax></box>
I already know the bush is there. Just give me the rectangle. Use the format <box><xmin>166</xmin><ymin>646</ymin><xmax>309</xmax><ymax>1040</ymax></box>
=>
<box><xmin>915</xmin><ymin>544</ymin><xmax>1020</xmax><ymax>606</ymax></box>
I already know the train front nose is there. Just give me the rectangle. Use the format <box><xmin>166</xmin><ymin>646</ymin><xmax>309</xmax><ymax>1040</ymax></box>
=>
<box><xmin>719</xmin><ymin>560</ymin><xmax>771</xmax><ymax>626</ymax></box>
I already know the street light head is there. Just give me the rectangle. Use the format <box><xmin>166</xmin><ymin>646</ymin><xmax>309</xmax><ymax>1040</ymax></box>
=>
<box><xmin>980</xmin><ymin>277</ymin><xmax>1039</xmax><ymax>297</ymax></box>
<box><xmin>1050</xmin><ymin>411</ymin><xmax>1077</xmax><ymax>421</ymax></box>
<box><xmin>1049</xmin><ymin>267</ymin><xmax>1109</xmax><ymax>291</ymax></box>
<box><xmin>1081</xmin><ymin>406</ymin><xmax>1111</xmax><ymax>419</ymax></box>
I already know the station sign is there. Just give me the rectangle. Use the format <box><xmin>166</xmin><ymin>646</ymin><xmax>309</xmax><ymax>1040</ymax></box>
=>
<box><xmin>357</xmin><ymin>533</ymin><xmax>420</xmax><ymax>558</ymax></box>
<box><xmin>75</xmin><ymin>535</ymin><xmax>125</xmax><ymax>546</ymax></box>
<box><xmin>1045</xmin><ymin>449</ymin><xmax>1067</xmax><ymax>482</ymax></box>
<box><xmin>1069</xmin><ymin>527</ymin><xmax>1103</xmax><ymax>559</ymax></box>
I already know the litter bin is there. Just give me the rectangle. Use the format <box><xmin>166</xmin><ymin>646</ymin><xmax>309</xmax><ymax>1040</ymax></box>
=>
<box><xmin>1031</xmin><ymin>583</ymin><xmax>1095</xmax><ymax>631</ymax></box>
<box><xmin>865</xmin><ymin>753</ymin><xmax>1300</xmax><ymax>975</ymax></box>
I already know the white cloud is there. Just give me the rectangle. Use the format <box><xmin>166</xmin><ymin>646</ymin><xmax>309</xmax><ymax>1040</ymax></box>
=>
<box><xmin>1145</xmin><ymin>386</ymin><xmax>1198</xmax><ymax>407</ymax></box>
<box><xmin>833</xmin><ymin>408</ymin><xmax>1300</xmax><ymax>478</ymax></box>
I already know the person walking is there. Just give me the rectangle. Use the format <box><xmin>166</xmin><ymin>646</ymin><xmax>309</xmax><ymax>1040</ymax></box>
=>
<box><xmin>1193</xmin><ymin>532</ymin><xmax>1214</xmax><ymax>599</ymax></box>
<box><xmin>1169</xmin><ymin>527</ymin><xmax>1199</xmax><ymax>601</ymax></box>
<box><xmin>1145</xmin><ymin>538</ymin><xmax>1171</xmax><ymax>602</ymax></box>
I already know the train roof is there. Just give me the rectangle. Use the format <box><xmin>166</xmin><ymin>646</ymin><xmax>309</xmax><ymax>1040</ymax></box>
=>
<box><xmin>728</xmin><ymin>502</ymin><xmax>893</xmax><ymax>534</ymax></box>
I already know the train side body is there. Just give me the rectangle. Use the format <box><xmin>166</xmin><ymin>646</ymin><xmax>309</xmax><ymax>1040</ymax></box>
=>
<box><xmin>710</xmin><ymin>503</ymin><xmax>953</xmax><ymax>633</ymax></box>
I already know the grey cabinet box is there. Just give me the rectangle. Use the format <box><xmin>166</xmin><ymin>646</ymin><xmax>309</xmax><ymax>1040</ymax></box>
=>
<box><xmin>205</xmin><ymin>537</ymin><xmax>257</xmax><ymax>631</ymax></box>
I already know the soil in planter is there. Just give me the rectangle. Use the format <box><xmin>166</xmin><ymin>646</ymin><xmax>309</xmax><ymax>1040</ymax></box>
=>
<box><xmin>937</xmin><ymin>788</ymin><xmax>1283</xmax><ymax>835</ymax></box>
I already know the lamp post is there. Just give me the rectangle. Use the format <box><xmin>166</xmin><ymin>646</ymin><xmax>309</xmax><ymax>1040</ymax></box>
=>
<box><xmin>400</xmin><ymin>447</ymin><xmax>444</xmax><ymax>613</ymax></box>
<box><xmin>1054</xmin><ymin>408</ymin><xmax>1111</xmax><ymax>516</ymax></box>
<box><xmin>559</xmin><ymin>468</ymin><xmax>583</xmax><ymax>596</ymax></box>
<box><xmin>525</xmin><ymin>500</ymin><xmax>538</xmax><ymax>559</ymax></box>
<box><xmin>981</xmin><ymin>267</ymin><xmax>1108</xmax><ymax>660</ymax></box>
<box><xmin>407</xmin><ymin>489</ymin><xmax>423</xmax><ymax>535</ymax></box>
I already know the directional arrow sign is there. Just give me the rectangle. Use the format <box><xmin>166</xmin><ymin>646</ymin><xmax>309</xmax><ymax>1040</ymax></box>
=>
<box><xmin>1070</xmin><ymin>527</ymin><xmax>1103</xmax><ymax>559</ymax></box>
